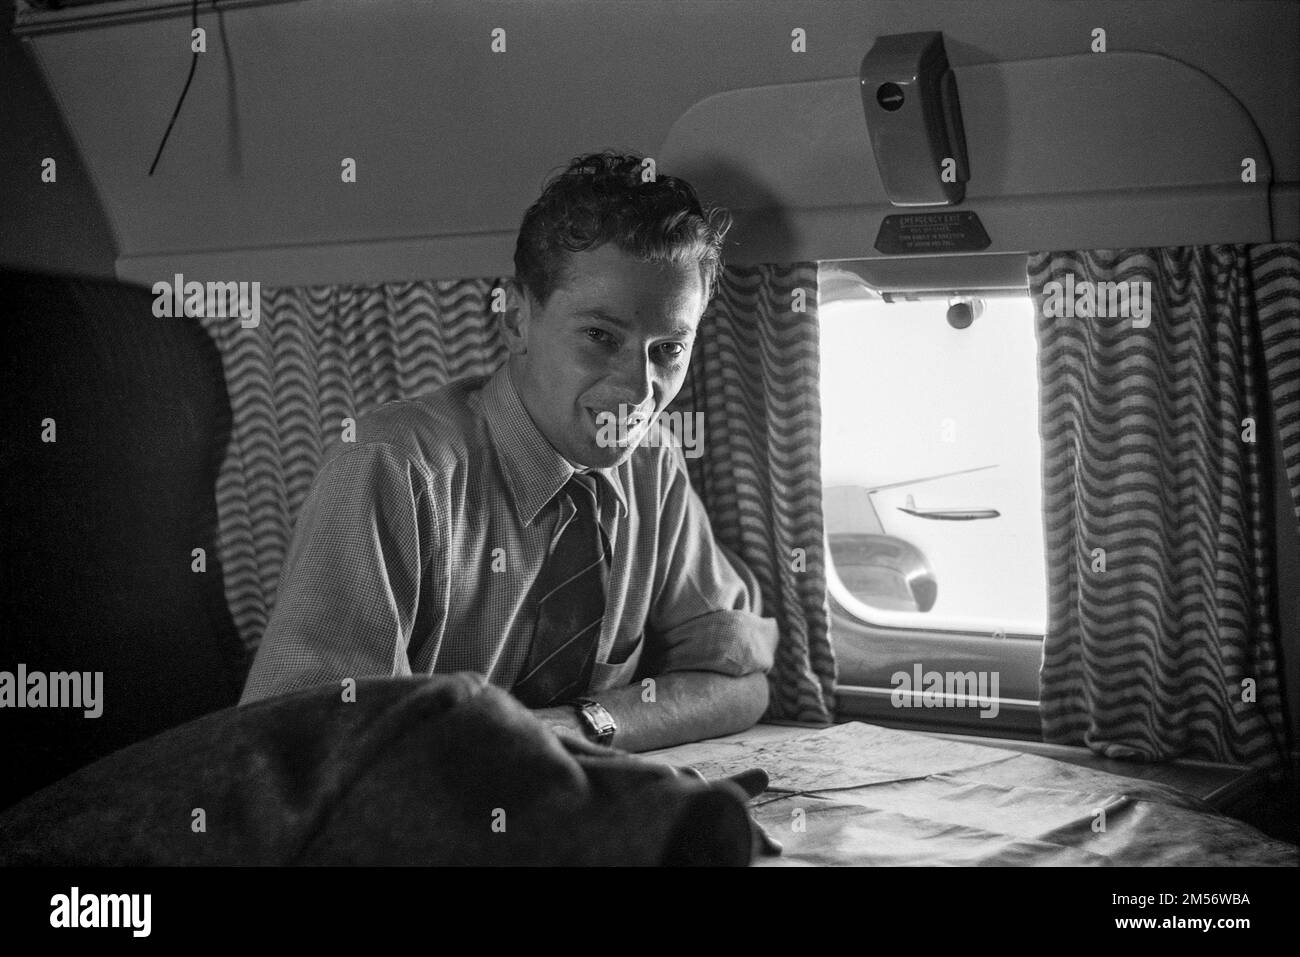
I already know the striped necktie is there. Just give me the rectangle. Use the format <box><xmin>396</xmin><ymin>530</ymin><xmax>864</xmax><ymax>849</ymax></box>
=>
<box><xmin>512</xmin><ymin>473</ymin><xmax>610</xmax><ymax>708</ymax></box>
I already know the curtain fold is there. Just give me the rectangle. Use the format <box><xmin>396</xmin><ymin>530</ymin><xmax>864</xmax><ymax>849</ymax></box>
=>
<box><xmin>669</xmin><ymin>263</ymin><xmax>836</xmax><ymax>723</ymax></box>
<box><xmin>1027</xmin><ymin>244</ymin><xmax>1299</xmax><ymax>768</ymax></box>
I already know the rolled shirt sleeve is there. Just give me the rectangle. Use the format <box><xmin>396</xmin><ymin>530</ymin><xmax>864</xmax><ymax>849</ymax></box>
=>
<box><xmin>646</xmin><ymin>446</ymin><xmax>779</xmax><ymax>677</ymax></box>
<box><xmin>239</xmin><ymin>443</ymin><xmax>436</xmax><ymax>705</ymax></box>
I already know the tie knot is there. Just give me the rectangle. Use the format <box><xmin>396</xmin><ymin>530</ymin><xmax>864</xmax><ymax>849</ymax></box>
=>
<box><xmin>566</xmin><ymin>472</ymin><xmax>600</xmax><ymax>516</ymax></box>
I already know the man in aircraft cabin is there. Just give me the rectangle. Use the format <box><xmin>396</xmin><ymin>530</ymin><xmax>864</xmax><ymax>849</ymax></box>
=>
<box><xmin>239</xmin><ymin>151</ymin><xmax>779</xmax><ymax>752</ymax></box>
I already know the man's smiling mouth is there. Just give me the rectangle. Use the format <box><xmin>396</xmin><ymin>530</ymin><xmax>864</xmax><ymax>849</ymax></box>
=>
<box><xmin>588</xmin><ymin>407</ymin><xmax>652</xmax><ymax>443</ymax></box>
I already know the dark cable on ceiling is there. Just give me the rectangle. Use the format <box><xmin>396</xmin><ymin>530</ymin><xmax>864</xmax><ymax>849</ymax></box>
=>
<box><xmin>147</xmin><ymin>0</ymin><xmax>201</xmax><ymax>176</ymax></box>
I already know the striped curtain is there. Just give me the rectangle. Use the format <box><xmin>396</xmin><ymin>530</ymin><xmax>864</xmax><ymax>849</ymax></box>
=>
<box><xmin>198</xmin><ymin>280</ymin><xmax>510</xmax><ymax>654</ymax></box>
<box><xmin>668</xmin><ymin>263</ymin><xmax>836</xmax><ymax>723</ymax></box>
<box><xmin>1027</xmin><ymin>244</ymin><xmax>1300</xmax><ymax>768</ymax></box>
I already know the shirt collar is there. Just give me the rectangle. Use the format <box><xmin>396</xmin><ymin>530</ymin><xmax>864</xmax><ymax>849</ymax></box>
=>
<box><xmin>482</xmin><ymin>365</ymin><xmax>628</xmax><ymax>526</ymax></box>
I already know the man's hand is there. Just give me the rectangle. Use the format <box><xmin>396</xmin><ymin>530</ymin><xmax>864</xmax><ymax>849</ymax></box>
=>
<box><xmin>531</xmin><ymin>670</ymin><xmax>770</xmax><ymax>753</ymax></box>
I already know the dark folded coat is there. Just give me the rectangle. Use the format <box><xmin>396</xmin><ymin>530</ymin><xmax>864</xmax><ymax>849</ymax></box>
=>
<box><xmin>0</xmin><ymin>673</ymin><xmax>758</xmax><ymax>865</ymax></box>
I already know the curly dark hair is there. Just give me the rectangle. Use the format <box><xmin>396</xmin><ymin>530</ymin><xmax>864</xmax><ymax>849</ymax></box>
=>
<box><xmin>513</xmin><ymin>149</ymin><xmax>731</xmax><ymax>310</ymax></box>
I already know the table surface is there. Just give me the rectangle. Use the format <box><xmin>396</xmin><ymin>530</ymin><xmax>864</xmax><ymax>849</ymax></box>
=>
<box><xmin>642</xmin><ymin>721</ymin><xmax>1294</xmax><ymax>866</ymax></box>
<box><xmin>910</xmin><ymin>729</ymin><xmax>1261</xmax><ymax>808</ymax></box>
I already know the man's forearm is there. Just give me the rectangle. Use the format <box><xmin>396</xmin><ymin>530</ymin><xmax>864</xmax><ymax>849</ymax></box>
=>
<box><xmin>535</xmin><ymin>670</ymin><xmax>770</xmax><ymax>753</ymax></box>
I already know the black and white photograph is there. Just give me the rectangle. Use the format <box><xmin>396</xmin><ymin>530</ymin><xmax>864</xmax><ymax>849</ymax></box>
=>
<box><xmin>1</xmin><ymin>0</ymin><xmax>1297</xmax><ymax>932</ymax></box>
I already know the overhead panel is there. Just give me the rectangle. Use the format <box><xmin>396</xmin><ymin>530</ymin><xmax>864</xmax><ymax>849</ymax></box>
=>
<box><xmin>658</xmin><ymin>51</ymin><xmax>1281</xmax><ymax>267</ymax></box>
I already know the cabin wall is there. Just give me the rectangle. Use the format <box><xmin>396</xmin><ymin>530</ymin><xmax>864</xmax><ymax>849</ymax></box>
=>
<box><xmin>0</xmin><ymin>0</ymin><xmax>116</xmax><ymax>278</ymax></box>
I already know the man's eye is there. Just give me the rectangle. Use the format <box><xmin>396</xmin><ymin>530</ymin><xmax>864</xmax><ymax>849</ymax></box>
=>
<box><xmin>657</xmin><ymin>342</ymin><xmax>687</xmax><ymax>361</ymax></box>
<box><xmin>585</xmin><ymin>328</ymin><xmax>613</xmax><ymax>345</ymax></box>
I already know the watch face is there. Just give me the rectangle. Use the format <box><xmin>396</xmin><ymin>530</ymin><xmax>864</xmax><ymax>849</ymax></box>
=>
<box><xmin>578</xmin><ymin>701</ymin><xmax>616</xmax><ymax>743</ymax></box>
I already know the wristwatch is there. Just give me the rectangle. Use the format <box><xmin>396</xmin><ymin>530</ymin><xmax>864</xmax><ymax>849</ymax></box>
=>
<box><xmin>571</xmin><ymin>697</ymin><xmax>617</xmax><ymax>746</ymax></box>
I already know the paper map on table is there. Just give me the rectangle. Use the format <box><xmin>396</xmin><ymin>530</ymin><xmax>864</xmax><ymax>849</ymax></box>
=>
<box><xmin>645</xmin><ymin>722</ymin><xmax>1019</xmax><ymax>793</ymax></box>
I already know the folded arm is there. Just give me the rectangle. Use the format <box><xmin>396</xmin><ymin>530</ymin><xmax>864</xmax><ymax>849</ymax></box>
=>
<box><xmin>536</xmin><ymin>670</ymin><xmax>769</xmax><ymax>752</ymax></box>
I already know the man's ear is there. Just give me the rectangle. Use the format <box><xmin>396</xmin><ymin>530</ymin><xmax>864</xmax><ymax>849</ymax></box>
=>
<box><xmin>500</xmin><ymin>279</ymin><xmax>530</xmax><ymax>356</ymax></box>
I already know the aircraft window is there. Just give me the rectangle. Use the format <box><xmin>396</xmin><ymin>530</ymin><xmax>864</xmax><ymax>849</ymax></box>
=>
<box><xmin>819</xmin><ymin>292</ymin><xmax>1047</xmax><ymax>639</ymax></box>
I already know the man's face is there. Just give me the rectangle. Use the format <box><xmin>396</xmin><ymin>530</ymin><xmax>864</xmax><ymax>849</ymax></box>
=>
<box><xmin>507</xmin><ymin>243</ymin><xmax>705</xmax><ymax>469</ymax></box>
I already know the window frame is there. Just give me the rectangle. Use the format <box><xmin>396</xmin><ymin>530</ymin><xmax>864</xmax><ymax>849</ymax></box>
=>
<box><xmin>818</xmin><ymin>265</ymin><xmax>1044</xmax><ymax>738</ymax></box>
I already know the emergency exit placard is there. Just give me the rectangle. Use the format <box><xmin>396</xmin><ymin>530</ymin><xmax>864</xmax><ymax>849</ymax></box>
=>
<box><xmin>874</xmin><ymin>211</ymin><xmax>991</xmax><ymax>254</ymax></box>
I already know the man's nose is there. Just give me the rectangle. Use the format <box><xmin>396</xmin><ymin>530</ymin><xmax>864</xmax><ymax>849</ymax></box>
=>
<box><xmin>609</xmin><ymin>351</ymin><xmax>654</xmax><ymax>409</ymax></box>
